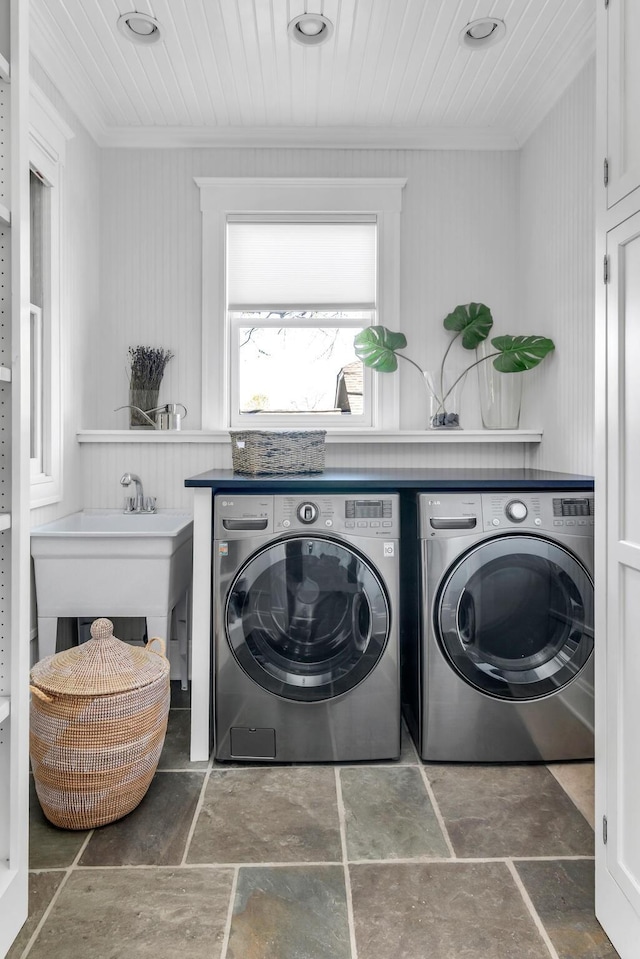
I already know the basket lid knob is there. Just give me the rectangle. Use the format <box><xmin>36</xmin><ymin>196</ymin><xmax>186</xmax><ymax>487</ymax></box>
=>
<box><xmin>90</xmin><ymin>618</ymin><xmax>114</xmax><ymax>640</ymax></box>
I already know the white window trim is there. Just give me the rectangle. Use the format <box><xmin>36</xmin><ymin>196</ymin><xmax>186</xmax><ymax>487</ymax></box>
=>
<box><xmin>28</xmin><ymin>85</ymin><xmax>73</xmax><ymax>507</ymax></box>
<box><xmin>196</xmin><ymin>177</ymin><xmax>406</xmax><ymax>431</ymax></box>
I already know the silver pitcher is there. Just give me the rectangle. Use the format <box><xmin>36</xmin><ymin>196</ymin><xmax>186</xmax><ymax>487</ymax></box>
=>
<box><xmin>150</xmin><ymin>403</ymin><xmax>187</xmax><ymax>430</ymax></box>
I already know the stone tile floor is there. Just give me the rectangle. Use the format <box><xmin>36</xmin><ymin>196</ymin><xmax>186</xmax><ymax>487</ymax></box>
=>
<box><xmin>10</xmin><ymin>685</ymin><xmax>619</xmax><ymax>959</ymax></box>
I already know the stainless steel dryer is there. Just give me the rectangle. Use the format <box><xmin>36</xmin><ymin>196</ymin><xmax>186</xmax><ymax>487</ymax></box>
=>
<box><xmin>403</xmin><ymin>490</ymin><xmax>594</xmax><ymax>762</ymax></box>
<box><xmin>213</xmin><ymin>493</ymin><xmax>400</xmax><ymax>762</ymax></box>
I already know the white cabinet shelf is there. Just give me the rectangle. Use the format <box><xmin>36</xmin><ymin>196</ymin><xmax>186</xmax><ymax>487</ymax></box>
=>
<box><xmin>0</xmin><ymin>697</ymin><xmax>9</xmax><ymax>725</ymax></box>
<box><xmin>0</xmin><ymin>52</ymin><xmax>9</xmax><ymax>83</ymax></box>
<box><xmin>0</xmin><ymin>203</ymin><xmax>9</xmax><ymax>226</ymax></box>
<box><xmin>0</xmin><ymin>514</ymin><xmax>10</xmax><ymax>532</ymax></box>
<box><xmin>77</xmin><ymin>428</ymin><xmax>543</xmax><ymax>445</ymax></box>
<box><xmin>0</xmin><ymin>366</ymin><xmax>11</xmax><ymax>382</ymax></box>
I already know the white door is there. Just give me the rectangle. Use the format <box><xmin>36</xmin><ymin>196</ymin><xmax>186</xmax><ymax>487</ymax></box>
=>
<box><xmin>595</xmin><ymin>211</ymin><xmax>640</xmax><ymax>955</ymax></box>
<box><xmin>605</xmin><ymin>0</ymin><xmax>640</xmax><ymax>208</ymax></box>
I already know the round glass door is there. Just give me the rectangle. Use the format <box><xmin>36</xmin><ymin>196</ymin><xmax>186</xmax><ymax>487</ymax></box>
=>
<box><xmin>225</xmin><ymin>535</ymin><xmax>390</xmax><ymax>702</ymax></box>
<box><xmin>435</xmin><ymin>535</ymin><xmax>594</xmax><ymax>701</ymax></box>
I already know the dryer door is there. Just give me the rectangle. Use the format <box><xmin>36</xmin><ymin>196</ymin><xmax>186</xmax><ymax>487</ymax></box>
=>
<box><xmin>225</xmin><ymin>534</ymin><xmax>390</xmax><ymax>702</ymax></box>
<box><xmin>436</xmin><ymin>534</ymin><xmax>594</xmax><ymax>701</ymax></box>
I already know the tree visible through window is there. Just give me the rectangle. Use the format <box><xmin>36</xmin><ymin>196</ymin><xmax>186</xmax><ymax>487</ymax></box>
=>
<box><xmin>234</xmin><ymin>313</ymin><xmax>369</xmax><ymax>416</ymax></box>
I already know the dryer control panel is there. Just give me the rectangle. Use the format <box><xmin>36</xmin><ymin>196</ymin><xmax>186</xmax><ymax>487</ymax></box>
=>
<box><xmin>419</xmin><ymin>492</ymin><xmax>594</xmax><ymax>538</ymax></box>
<box><xmin>482</xmin><ymin>493</ymin><xmax>594</xmax><ymax>534</ymax></box>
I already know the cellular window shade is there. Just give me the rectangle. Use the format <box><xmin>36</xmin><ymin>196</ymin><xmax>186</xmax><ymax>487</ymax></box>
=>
<box><xmin>227</xmin><ymin>221</ymin><xmax>377</xmax><ymax>309</ymax></box>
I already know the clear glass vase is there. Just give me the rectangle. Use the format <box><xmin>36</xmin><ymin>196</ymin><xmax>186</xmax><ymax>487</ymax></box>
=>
<box><xmin>128</xmin><ymin>388</ymin><xmax>159</xmax><ymax>429</ymax></box>
<box><xmin>476</xmin><ymin>342</ymin><xmax>523</xmax><ymax>429</ymax></box>
<box><xmin>424</xmin><ymin>368</ymin><xmax>467</xmax><ymax>429</ymax></box>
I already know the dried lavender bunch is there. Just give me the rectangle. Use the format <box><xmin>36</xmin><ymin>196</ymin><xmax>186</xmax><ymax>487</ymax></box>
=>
<box><xmin>128</xmin><ymin>346</ymin><xmax>174</xmax><ymax>390</ymax></box>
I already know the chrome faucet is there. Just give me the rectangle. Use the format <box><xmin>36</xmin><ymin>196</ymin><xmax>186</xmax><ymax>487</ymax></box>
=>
<box><xmin>120</xmin><ymin>472</ymin><xmax>156</xmax><ymax>513</ymax></box>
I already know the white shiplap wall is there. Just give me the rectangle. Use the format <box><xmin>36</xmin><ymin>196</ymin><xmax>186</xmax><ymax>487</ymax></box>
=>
<box><xmin>94</xmin><ymin>146</ymin><xmax>521</xmax><ymax>434</ymax></box>
<box><xmin>84</xmin><ymin>146</ymin><xmax>525</xmax><ymax>507</ymax></box>
<box><xmin>520</xmin><ymin>58</ymin><xmax>595</xmax><ymax>475</ymax></box>
<box><xmin>73</xmin><ymin>60</ymin><xmax>595</xmax><ymax>510</ymax></box>
<box><xmin>79</xmin><ymin>441</ymin><xmax>528</xmax><ymax>512</ymax></box>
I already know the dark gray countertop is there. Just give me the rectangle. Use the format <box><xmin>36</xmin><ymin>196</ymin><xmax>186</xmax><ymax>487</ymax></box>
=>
<box><xmin>184</xmin><ymin>468</ymin><xmax>594</xmax><ymax>491</ymax></box>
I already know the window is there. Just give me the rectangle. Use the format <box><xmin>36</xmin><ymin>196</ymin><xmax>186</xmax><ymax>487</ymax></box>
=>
<box><xmin>197</xmin><ymin>178</ymin><xmax>406</xmax><ymax>430</ymax></box>
<box><xmin>28</xmin><ymin>87</ymin><xmax>73</xmax><ymax>506</ymax></box>
<box><xmin>228</xmin><ymin>217</ymin><xmax>375</xmax><ymax>427</ymax></box>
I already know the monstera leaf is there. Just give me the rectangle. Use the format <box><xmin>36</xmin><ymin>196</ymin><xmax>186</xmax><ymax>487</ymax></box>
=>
<box><xmin>354</xmin><ymin>326</ymin><xmax>408</xmax><ymax>373</ymax></box>
<box><xmin>491</xmin><ymin>335</ymin><xmax>555</xmax><ymax>372</ymax></box>
<box><xmin>443</xmin><ymin>303</ymin><xmax>493</xmax><ymax>349</ymax></box>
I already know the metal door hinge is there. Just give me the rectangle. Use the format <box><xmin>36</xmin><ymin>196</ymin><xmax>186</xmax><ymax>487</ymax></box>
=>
<box><xmin>604</xmin><ymin>157</ymin><xmax>609</xmax><ymax>186</ymax></box>
<box><xmin>603</xmin><ymin>815</ymin><xmax>608</xmax><ymax>844</ymax></box>
<box><xmin>604</xmin><ymin>254</ymin><xmax>610</xmax><ymax>283</ymax></box>
<box><xmin>604</xmin><ymin>0</ymin><xmax>609</xmax><ymax>9</ymax></box>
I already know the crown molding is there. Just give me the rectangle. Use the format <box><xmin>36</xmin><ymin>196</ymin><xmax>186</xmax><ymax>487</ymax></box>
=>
<box><xmin>95</xmin><ymin>123</ymin><xmax>521</xmax><ymax>151</ymax></box>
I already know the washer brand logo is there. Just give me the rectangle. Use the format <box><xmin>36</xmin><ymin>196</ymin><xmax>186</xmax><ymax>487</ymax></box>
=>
<box><xmin>428</xmin><ymin>500</ymin><xmax>441</xmax><ymax>506</ymax></box>
<box><xmin>383</xmin><ymin>542</ymin><xmax>395</xmax><ymax>557</ymax></box>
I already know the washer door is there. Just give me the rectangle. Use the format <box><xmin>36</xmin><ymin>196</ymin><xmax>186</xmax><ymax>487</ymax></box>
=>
<box><xmin>436</xmin><ymin>534</ymin><xmax>594</xmax><ymax>701</ymax></box>
<box><xmin>225</xmin><ymin>535</ymin><xmax>390</xmax><ymax>702</ymax></box>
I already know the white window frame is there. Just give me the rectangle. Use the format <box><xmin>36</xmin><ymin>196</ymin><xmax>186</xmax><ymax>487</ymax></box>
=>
<box><xmin>28</xmin><ymin>86</ymin><xmax>72</xmax><ymax>507</ymax></box>
<box><xmin>29</xmin><ymin>303</ymin><xmax>44</xmax><ymax>478</ymax></box>
<box><xmin>196</xmin><ymin>178</ymin><xmax>406</xmax><ymax>431</ymax></box>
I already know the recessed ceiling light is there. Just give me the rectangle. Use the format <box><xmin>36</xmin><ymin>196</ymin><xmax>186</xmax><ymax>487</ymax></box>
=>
<box><xmin>459</xmin><ymin>17</ymin><xmax>506</xmax><ymax>50</ymax></box>
<box><xmin>288</xmin><ymin>13</ymin><xmax>334</xmax><ymax>47</ymax></box>
<box><xmin>117</xmin><ymin>11</ymin><xmax>163</xmax><ymax>46</ymax></box>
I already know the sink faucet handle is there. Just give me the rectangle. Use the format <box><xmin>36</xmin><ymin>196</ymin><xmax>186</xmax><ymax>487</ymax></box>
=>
<box><xmin>143</xmin><ymin>496</ymin><xmax>157</xmax><ymax>513</ymax></box>
<box><xmin>123</xmin><ymin>496</ymin><xmax>135</xmax><ymax>513</ymax></box>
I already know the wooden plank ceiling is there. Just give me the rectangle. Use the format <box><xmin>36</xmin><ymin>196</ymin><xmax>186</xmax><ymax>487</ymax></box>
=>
<box><xmin>30</xmin><ymin>0</ymin><xmax>596</xmax><ymax>148</ymax></box>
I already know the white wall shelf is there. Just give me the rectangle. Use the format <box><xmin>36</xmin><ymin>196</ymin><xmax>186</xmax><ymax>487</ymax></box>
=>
<box><xmin>0</xmin><ymin>514</ymin><xmax>10</xmax><ymax>531</ymax></box>
<box><xmin>0</xmin><ymin>366</ymin><xmax>11</xmax><ymax>382</ymax></box>
<box><xmin>77</xmin><ymin>429</ymin><xmax>542</xmax><ymax>445</ymax></box>
<box><xmin>0</xmin><ymin>52</ymin><xmax>9</xmax><ymax>83</ymax></box>
<box><xmin>0</xmin><ymin>697</ymin><xmax>9</xmax><ymax>725</ymax></box>
<box><xmin>0</xmin><ymin>203</ymin><xmax>9</xmax><ymax>226</ymax></box>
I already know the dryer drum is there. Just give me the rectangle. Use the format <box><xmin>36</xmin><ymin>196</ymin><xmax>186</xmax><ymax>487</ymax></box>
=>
<box><xmin>225</xmin><ymin>535</ymin><xmax>391</xmax><ymax>702</ymax></box>
<box><xmin>436</xmin><ymin>534</ymin><xmax>594</xmax><ymax>702</ymax></box>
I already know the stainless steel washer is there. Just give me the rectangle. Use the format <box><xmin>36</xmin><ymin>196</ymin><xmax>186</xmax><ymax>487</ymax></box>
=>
<box><xmin>403</xmin><ymin>491</ymin><xmax>594</xmax><ymax>762</ymax></box>
<box><xmin>213</xmin><ymin>493</ymin><xmax>400</xmax><ymax>762</ymax></box>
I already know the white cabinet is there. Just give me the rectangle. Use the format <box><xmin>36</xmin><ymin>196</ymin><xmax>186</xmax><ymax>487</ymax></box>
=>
<box><xmin>595</xmin><ymin>212</ymin><xmax>640</xmax><ymax>956</ymax></box>
<box><xmin>604</xmin><ymin>0</ymin><xmax>640</xmax><ymax>208</ymax></box>
<box><xmin>0</xmin><ymin>1</ymin><xmax>31</xmax><ymax>956</ymax></box>
<box><xmin>595</xmin><ymin>2</ymin><xmax>640</xmax><ymax>955</ymax></box>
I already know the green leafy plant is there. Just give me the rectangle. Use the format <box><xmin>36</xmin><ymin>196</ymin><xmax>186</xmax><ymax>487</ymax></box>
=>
<box><xmin>354</xmin><ymin>303</ymin><xmax>555</xmax><ymax>427</ymax></box>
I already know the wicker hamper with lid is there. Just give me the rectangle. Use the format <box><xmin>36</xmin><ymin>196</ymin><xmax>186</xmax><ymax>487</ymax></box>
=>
<box><xmin>29</xmin><ymin>618</ymin><xmax>170</xmax><ymax>830</ymax></box>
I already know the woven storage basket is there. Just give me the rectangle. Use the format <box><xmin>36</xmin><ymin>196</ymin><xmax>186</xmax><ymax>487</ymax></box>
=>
<box><xmin>230</xmin><ymin>429</ymin><xmax>326</xmax><ymax>475</ymax></box>
<box><xmin>29</xmin><ymin>618</ymin><xmax>170</xmax><ymax>830</ymax></box>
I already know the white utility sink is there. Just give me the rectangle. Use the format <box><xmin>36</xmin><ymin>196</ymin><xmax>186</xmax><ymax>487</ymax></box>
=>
<box><xmin>31</xmin><ymin>510</ymin><xmax>194</xmax><ymax>684</ymax></box>
<box><xmin>31</xmin><ymin>508</ymin><xmax>193</xmax><ymax>538</ymax></box>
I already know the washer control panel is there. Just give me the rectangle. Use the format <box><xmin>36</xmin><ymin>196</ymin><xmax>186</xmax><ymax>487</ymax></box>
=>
<box><xmin>276</xmin><ymin>495</ymin><xmax>399</xmax><ymax>537</ymax></box>
<box><xmin>214</xmin><ymin>494</ymin><xmax>400</xmax><ymax>538</ymax></box>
